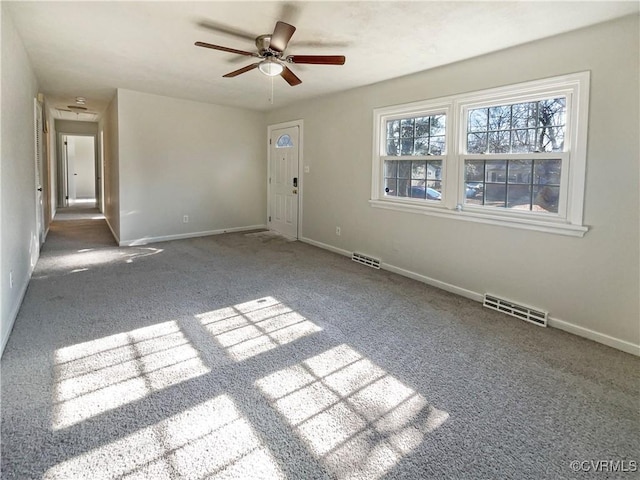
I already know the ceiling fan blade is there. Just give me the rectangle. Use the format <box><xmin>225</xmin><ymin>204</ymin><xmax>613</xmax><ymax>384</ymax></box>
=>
<box><xmin>195</xmin><ymin>41</ymin><xmax>257</xmax><ymax>57</ymax></box>
<box><xmin>270</xmin><ymin>21</ymin><xmax>296</xmax><ymax>52</ymax></box>
<box><xmin>281</xmin><ymin>66</ymin><xmax>302</xmax><ymax>86</ymax></box>
<box><xmin>223</xmin><ymin>63</ymin><xmax>260</xmax><ymax>78</ymax></box>
<box><xmin>287</xmin><ymin>55</ymin><xmax>346</xmax><ymax>65</ymax></box>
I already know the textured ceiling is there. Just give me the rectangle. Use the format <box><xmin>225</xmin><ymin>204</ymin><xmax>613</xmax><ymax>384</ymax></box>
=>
<box><xmin>5</xmin><ymin>1</ymin><xmax>639</xmax><ymax>117</ymax></box>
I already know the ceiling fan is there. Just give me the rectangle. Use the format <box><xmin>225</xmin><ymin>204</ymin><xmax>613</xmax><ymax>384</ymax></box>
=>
<box><xmin>195</xmin><ymin>21</ymin><xmax>346</xmax><ymax>86</ymax></box>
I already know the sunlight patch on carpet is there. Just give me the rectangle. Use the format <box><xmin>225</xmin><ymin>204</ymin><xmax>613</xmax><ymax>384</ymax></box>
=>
<box><xmin>53</xmin><ymin>321</ymin><xmax>209</xmax><ymax>430</ymax></box>
<box><xmin>44</xmin><ymin>395</ymin><xmax>285</xmax><ymax>479</ymax></box>
<box><xmin>196</xmin><ymin>297</ymin><xmax>322</xmax><ymax>361</ymax></box>
<box><xmin>256</xmin><ymin>344</ymin><xmax>449</xmax><ymax>480</ymax></box>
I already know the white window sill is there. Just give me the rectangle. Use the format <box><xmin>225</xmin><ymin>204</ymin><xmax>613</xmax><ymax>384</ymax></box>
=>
<box><xmin>369</xmin><ymin>199</ymin><xmax>588</xmax><ymax>237</ymax></box>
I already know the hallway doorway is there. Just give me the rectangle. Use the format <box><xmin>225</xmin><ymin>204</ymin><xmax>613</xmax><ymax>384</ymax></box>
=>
<box><xmin>60</xmin><ymin>134</ymin><xmax>98</xmax><ymax>208</ymax></box>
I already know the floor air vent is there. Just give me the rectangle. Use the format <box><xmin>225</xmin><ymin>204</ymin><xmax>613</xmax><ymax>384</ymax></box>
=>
<box><xmin>352</xmin><ymin>252</ymin><xmax>381</xmax><ymax>269</ymax></box>
<box><xmin>483</xmin><ymin>294</ymin><xmax>547</xmax><ymax>327</ymax></box>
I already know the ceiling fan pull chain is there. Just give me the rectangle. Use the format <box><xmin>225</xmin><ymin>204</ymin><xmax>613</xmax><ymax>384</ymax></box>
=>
<box><xmin>270</xmin><ymin>76</ymin><xmax>275</xmax><ymax>105</ymax></box>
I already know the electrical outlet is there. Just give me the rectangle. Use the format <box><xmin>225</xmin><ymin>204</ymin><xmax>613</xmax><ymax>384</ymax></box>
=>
<box><xmin>336</xmin><ymin>226</ymin><xmax>341</xmax><ymax>236</ymax></box>
<box><xmin>183</xmin><ymin>215</ymin><xmax>189</xmax><ymax>224</ymax></box>
<box><xmin>9</xmin><ymin>270</ymin><xmax>13</xmax><ymax>289</ymax></box>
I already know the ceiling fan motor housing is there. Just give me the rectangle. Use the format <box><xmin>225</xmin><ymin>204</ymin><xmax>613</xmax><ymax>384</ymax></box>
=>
<box><xmin>256</xmin><ymin>35</ymin><xmax>280</xmax><ymax>58</ymax></box>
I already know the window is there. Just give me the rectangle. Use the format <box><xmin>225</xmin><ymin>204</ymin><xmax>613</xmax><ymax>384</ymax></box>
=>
<box><xmin>276</xmin><ymin>134</ymin><xmax>294</xmax><ymax>148</ymax></box>
<box><xmin>371</xmin><ymin>72</ymin><xmax>589</xmax><ymax>237</ymax></box>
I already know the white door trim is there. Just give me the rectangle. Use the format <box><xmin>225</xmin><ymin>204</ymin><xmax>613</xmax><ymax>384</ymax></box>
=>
<box><xmin>267</xmin><ymin>119</ymin><xmax>304</xmax><ymax>239</ymax></box>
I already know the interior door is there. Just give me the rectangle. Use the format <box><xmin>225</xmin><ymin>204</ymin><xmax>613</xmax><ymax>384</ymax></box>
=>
<box><xmin>269</xmin><ymin>126</ymin><xmax>299</xmax><ymax>239</ymax></box>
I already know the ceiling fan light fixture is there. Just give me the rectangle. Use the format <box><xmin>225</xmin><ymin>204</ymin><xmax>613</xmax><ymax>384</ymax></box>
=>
<box><xmin>258</xmin><ymin>58</ymin><xmax>283</xmax><ymax>77</ymax></box>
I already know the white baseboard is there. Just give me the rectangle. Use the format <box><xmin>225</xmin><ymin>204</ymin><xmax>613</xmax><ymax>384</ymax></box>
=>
<box><xmin>547</xmin><ymin>316</ymin><xmax>640</xmax><ymax>356</ymax></box>
<box><xmin>299</xmin><ymin>237</ymin><xmax>351</xmax><ymax>257</ymax></box>
<box><xmin>1</xmin><ymin>266</ymin><xmax>33</xmax><ymax>358</ymax></box>
<box><xmin>381</xmin><ymin>262</ymin><xmax>484</xmax><ymax>303</ymax></box>
<box><xmin>120</xmin><ymin>224</ymin><xmax>267</xmax><ymax>247</ymax></box>
<box><xmin>299</xmin><ymin>236</ymin><xmax>639</xmax><ymax>357</ymax></box>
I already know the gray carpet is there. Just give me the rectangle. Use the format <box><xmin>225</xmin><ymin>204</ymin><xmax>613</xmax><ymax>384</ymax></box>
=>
<box><xmin>2</xmin><ymin>208</ymin><xmax>638</xmax><ymax>479</ymax></box>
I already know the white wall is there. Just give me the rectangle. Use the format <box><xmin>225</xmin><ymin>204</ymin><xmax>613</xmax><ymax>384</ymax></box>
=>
<box><xmin>116</xmin><ymin>89</ymin><xmax>266</xmax><ymax>245</ymax></box>
<box><xmin>267</xmin><ymin>15</ymin><xmax>640</xmax><ymax>353</ymax></box>
<box><xmin>101</xmin><ymin>93</ymin><xmax>120</xmax><ymax>241</ymax></box>
<box><xmin>1</xmin><ymin>6</ymin><xmax>39</xmax><ymax>354</ymax></box>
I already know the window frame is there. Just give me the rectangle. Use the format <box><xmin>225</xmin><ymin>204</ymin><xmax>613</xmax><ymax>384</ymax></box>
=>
<box><xmin>370</xmin><ymin>72</ymin><xmax>590</xmax><ymax>237</ymax></box>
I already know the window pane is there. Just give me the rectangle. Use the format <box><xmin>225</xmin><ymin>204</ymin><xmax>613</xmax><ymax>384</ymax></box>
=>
<box><xmin>511</xmin><ymin>102</ymin><xmax>538</xmax><ymax>129</ymax></box>
<box><xmin>411</xmin><ymin>161</ymin><xmax>427</xmax><ymax>179</ymax></box>
<box><xmin>414</xmin><ymin>138</ymin><xmax>429</xmax><ymax>155</ymax></box>
<box><xmin>276</xmin><ymin>134</ymin><xmax>294</xmax><ymax>148</ymax></box>
<box><xmin>384</xmin><ymin>160</ymin><xmax>398</xmax><ymax>178</ymax></box>
<box><xmin>536</xmin><ymin>126</ymin><xmax>565</xmax><ymax>152</ymax></box>
<box><xmin>426</xmin><ymin>181</ymin><xmax>442</xmax><ymax>201</ymax></box>
<box><xmin>485</xmin><ymin>184</ymin><xmax>506</xmax><ymax>207</ymax></box>
<box><xmin>430</xmin><ymin>115</ymin><xmax>446</xmax><ymax>136</ymax></box>
<box><xmin>427</xmin><ymin>160</ymin><xmax>442</xmax><ymax>180</ymax></box>
<box><xmin>511</xmin><ymin>129</ymin><xmax>536</xmax><ymax>153</ymax></box>
<box><xmin>410</xmin><ymin>181</ymin><xmax>427</xmax><ymax>199</ymax></box>
<box><xmin>488</xmin><ymin>131</ymin><xmax>510</xmax><ymax>153</ymax></box>
<box><xmin>507</xmin><ymin>185</ymin><xmax>532</xmax><ymax>209</ymax></box>
<box><xmin>507</xmin><ymin>160</ymin><xmax>532</xmax><ymax>184</ymax></box>
<box><xmin>467</xmin><ymin>132</ymin><xmax>487</xmax><ymax>153</ymax></box>
<box><xmin>465</xmin><ymin>160</ymin><xmax>485</xmax><ymax>182</ymax></box>
<box><xmin>533</xmin><ymin>185</ymin><xmax>560</xmax><ymax>213</ymax></box>
<box><xmin>415</xmin><ymin>117</ymin><xmax>429</xmax><ymax>137</ymax></box>
<box><xmin>429</xmin><ymin>136</ymin><xmax>445</xmax><ymax>155</ymax></box>
<box><xmin>468</xmin><ymin>108</ymin><xmax>487</xmax><ymax>132</ymax></box>
<box><xmin>489</xmin><ymin>105</ymin><xmax>511</xmax><ymax>130</ymax></box>
<box><xmin>400</xmin><ymin>118</ymin><xmax>414</xmax><ymax>138</ymax></box>
<box><xmin>397</xmin><ymin>179</ymin><xmax>410</xmax><ymax>197</ymax></box>
<box><xmin>384</xmin><ymin>178</ymin><xmax>397</xmax><ymax>196</ymax></box>
<box><xmin>398</xmin><ymin>161</ymin><xmax>411</xmax><ymax>179</ymax></box>
<box><xmin>386</xmin><ymin>139</ymin><xmax>399</xmax><ymax>156</ymax></box>
<box><xmin>534</xmin><ymin>159</ymin><xmax>561</xmax><ymax>185</ymax></box>
<box><xmin>400</xmin><ymin>138</ymin><xmax>414</xmax><ymax>155</ymax></box>
<box><xmin>485</xmin><ymin>160</ymin><xmax>507</xmax><ymax>183</ymax></box>
<box><xmin>539</xmin><ymin>98</ymin><xmax>566</xmax><ymax>126</ymax></box>
<box><xmin>386</xmin><ymin>120</ymin><xmax>400</xmax><ymax>139</ymax></box>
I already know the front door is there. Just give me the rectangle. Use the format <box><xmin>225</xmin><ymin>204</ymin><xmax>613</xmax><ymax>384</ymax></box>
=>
<box><xmin>269</xmin><ymin>126</ymin><xmax>299</xmax><ymax>239</ymax></box>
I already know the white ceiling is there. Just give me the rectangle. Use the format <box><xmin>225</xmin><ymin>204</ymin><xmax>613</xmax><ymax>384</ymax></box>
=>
<box><xmin>6</xmin><ymin>1</ymin><xmax>638</xmax><ymax>118</ymax></box>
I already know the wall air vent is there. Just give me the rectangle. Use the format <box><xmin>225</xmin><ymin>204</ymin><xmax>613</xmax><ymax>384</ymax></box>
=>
<box><xmin>351</xmin><ymin>252</ymin><xmax>381</xmax><ymax>269</ymax></box>
<box><xmin>483</xmin><ymin>294</ymin><xmax>547</xmax><ymax>327</ymax></box>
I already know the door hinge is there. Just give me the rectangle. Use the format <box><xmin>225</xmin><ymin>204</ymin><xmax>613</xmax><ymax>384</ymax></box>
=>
<box><xmin>269</xmin><ymin>177</ymin><xmax>271</xmax><ymax>184</ymax></box>
<box><xmin>269</xmin><ymin>138</ymin><xmax>272</xmax><ymax>145</ymax></box>
<box><xmin>268</xmin><ymin>216</ymin><xmax>271</xmax><ymax>222</ymax></box>
<box><xmin>65</xmin><ymin>195</ymin><xmax>69</xmax><ymax>200</ymax></box>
